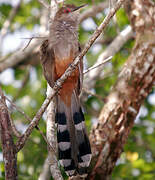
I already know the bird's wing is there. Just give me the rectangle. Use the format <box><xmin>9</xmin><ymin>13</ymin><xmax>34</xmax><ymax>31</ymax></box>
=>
<box><xmin>40</xmin><ymin>39</ymin><xmax>55</xmax><ymax>88</ymax></box>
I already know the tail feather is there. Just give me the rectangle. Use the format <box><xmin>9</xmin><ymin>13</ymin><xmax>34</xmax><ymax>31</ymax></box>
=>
<box><xmin>71</xmin><ymin>91</ymin><xmax>92</xmax><ymax>172</ymax></box>
<box><xmin>56</xmin><ymin>91</ymin><xmax>92</xmax><ymax>177</ymax></box>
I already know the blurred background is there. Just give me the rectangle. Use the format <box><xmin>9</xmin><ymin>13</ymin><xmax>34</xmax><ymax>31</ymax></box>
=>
<box><xmin>0</xmin><ymin>0</ymin><xmax>155</xmax><ymax>179</ymax></box>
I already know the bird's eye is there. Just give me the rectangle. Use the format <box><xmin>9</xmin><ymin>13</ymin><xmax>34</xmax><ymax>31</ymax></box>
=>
<box><xmin>64</xmin><ymin>8</ymin><xmax>71</xmax><ymax>14</ymax></box>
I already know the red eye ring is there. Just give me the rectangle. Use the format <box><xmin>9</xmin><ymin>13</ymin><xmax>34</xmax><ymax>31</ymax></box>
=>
<box><xmin>67</xmin><ymin>8</ymin><xmax>71</xmax><ymax>12</ymax></box>
<box><xmin>64</xmin><ymin>8</ymin><xmax>71</xmax><ymax>13</ymax></box>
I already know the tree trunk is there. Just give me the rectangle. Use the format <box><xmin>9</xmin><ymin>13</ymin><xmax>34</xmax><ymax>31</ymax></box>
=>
<box><xmin>89</xmin><ymin>0</ymin><xmax>155</xmax><ymax>179</ymax></box>
<box><xmin>0</xmin><ymin>97</ymin><xmax>18</xmax><ymax>180</ymax></box>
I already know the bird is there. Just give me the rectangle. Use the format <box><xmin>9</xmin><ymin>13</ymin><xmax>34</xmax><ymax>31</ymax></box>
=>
<box><xmin>40</xmin><ymin>4</ymin><xmax>91</xmax><ymax>177</ymax></box>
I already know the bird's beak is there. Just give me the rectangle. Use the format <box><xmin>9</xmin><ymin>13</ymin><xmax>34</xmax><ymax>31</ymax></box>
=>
<box><xmin>72</xmin><ymin>4</ymin><xmax>87</xmax><ymax>12</ymax></box>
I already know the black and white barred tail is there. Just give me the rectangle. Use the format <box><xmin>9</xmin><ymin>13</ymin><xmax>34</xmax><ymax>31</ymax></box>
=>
<box><xmin>56</xmin><ymin>91</ymin><xmax>92</xmax><ymax>177</ymax></box>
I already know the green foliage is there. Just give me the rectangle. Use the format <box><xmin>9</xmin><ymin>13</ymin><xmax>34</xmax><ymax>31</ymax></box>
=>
<box><xmin>116</xmin><ymin>8</ymin><xmax>129</xmax><ymax>30</ymax></box>
<box><xmin>0</xmin><ymin>4</ymin><xmax>11</xmax><ymax>29</ymax></box>
<box><xmin>0</xmin><ymin>0</ymin><xmax>154</xmax><ymax>179</ymax></box>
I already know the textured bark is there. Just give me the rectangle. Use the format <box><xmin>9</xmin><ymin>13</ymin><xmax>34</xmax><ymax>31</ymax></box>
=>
<box><xmin>0</xmin><ymin>98</ymin><xmax>17</xmax><ymax>180</ymax></box>
<box><xmin>89</xmin><ymin>0</ymin><xmax>155</xmax><ymax>179</ymax></box>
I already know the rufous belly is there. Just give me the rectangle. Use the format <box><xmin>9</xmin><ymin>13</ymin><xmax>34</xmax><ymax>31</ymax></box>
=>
<box><xmin>55</xmin><ymin>57</ymin><xmax>79</xmax><ymax>106</ymax></box>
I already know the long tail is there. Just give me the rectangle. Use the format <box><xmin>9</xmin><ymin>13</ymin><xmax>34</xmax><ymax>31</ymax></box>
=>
<box><xmin>56</xmin><ymin>90</ymin><xmax>92</xmax><ymax>177</ymax></box>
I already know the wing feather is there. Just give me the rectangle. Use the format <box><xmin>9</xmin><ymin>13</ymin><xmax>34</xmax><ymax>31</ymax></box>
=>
<box><xmin>40</xmin><ymin>39</ymin><xmax>55</xmax><ymax>87</ymax></box>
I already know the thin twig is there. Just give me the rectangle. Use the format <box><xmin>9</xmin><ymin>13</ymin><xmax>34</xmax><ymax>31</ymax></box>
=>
<box><xmin>38</xmin><ymin>0</ymin><xmax>50</xmax><ymax>9</ymax></box>
<box><xmin>21</xmin><ymin>36</ymin><xmax>47</xmax><ymax>39</ymax></box>
<box><xmin>15</xmin><ymin>0</ymin><xmax>127</xmax><ymax>153</ymax></box>
<box><xmin>5</xmin><ymin>96</ymin><xmax>56</xmax><ymax>153</ymax></box>
<box><xmin>9</xmin><ymin>113</ymin><xmax>22</xmax><ymax>138</ymax></box>
<box><xmin>22</xmin><ymin>36</ymin><xmax>47</xmax><ymax>51</ymax></box>
<box><xmin>0</xmin><ymin>40</ymin><xmax>40</xmax><ymax>72</ymax></box>
<box><xmin>0</xmin><ymin>0</ymin><xmax>22</xmax><ymax>41</ymax></box>
<box><xmin>82</xmin><ymin>87</ymin><xmax>105</xmax><ymax>102</ymax></box>
<box><xmin>83</xmin><ymin>25</ymin><xmax>133</xmax><ymax>95</ymax></box>
<box><xmin>83</xmin><ymin>56</ymin><xmax>112</xmax><ymax>74</ymax></box>
<box><xmin>0</xmin><ymin>87</ymin><xmax>21</xmax><ymax>137</ymax></box>
<box><xmin>6</xmin><ymin>97</ymin><xmax>32</xmax><ymax>122</ymax></box>
<box><xmin>79</xmin><ymin>2</ymin><xmax>108</xmax><ymax>23</ymax></box>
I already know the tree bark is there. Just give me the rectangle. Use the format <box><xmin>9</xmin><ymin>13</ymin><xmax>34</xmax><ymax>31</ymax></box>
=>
<box><xmin>89</xmin><ymin>0</ymin><xmax>155</xmax><ymax>179</ymax></box>
<box><xmin>0</xmin><ymin>96</ymin><xmax>17</xmax><ymax>180</ymax></box>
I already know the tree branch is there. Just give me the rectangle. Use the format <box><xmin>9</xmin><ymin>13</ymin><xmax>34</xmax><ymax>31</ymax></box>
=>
<box><xmin>82</xmin><ymin>87</ymin><xmax>105</xmax><ymax>102</ymax></box>
<box><xmin>0</xmin><ymin>0</ymin><xmax>22</xmax><ymax>45</ymax></box>
<box><xmin>38</xmin><ymin>0</ymin><xmax>50</xmax><ymax>9</ymax></box>
<box><xmin>46</xmin><ymin>86</ymin><xmax>63</xmax><ymax>180</ymax></box>
<box><xmin>0</xmin><ymin>40</ymin><xmax>41</xmax><ymax>72</ymax></box>
<box><xmin>8</xmin><ymin>112</ymin><xmax>22</xmax><ymax>138</ymax></box>
<box><xmin>79</xmin><ymin>1</ymin><xmax>109</xmax><ymax>23</ymax></box>
<box><xmin>83</xmin><ymin>56</ymin><xmax>112</xmax><ymax>74</ymax></box>
<box><xmin>84</xmin><ymin>25</ymin><xmax>133</xmax><ymax>92</ymax></box>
